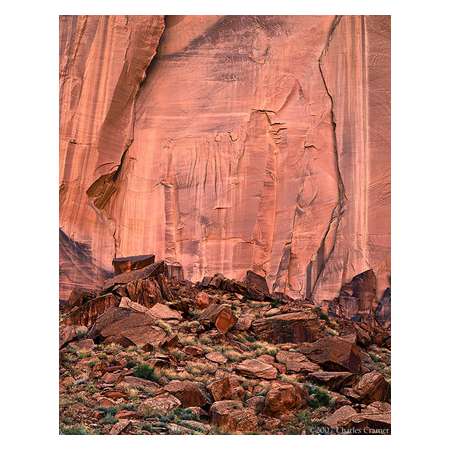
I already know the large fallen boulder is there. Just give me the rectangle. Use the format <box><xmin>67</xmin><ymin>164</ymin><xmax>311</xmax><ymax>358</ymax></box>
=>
<box><xmin>352</xmin><ymin>371</ymin><xmax>390</xmax><ymax>403</ymax></box>
<box><xmin>65</xmin><ymin>287</ymin><xmax>97</xmax><ymax>311</ymax></box>
<box><xmin>297</xmin><ymin>336</ymin><xmax>362</xmax><ymax>373</ymax></box>
<box><xmin>64</xmin><ymin>293</ymin><xmax>119</xmax><ymax>327</ymax></box>
<box><xmin>121</xmin><ymin>278</ymin><xmax>164</xmax><ymax>307</ymax></box>
<box><xmin>118</xmin><ymin>296</ymin><xmax>152</xmax><ymax>314</ymax></box>
<box><xmin>148</xmin><ymin>303</ymin><xmax>183</xmax><ymax>321</ymax></box>
<box><xmin>164</xmin><ymin>381</ymin><xmax>210</xmax><ymax>407</ymax></box>
<box><xmin>201</xmin><ymin>273</ymin><xmax>268</xmax><ymax>301</ymax></box>
<box><xmin>235</xmin><ymin>359</ymin><xmax>277</xmax><ymax>380</ymax></box>
<box><xmin>322</xmin><ymin>403</ymin><xmax>390</xmax><ymax>433</ymax></box>
<box><xmin>375</xmin><ymin>287</ymin><xmax>391</xmax><ymax>328</ymax></box>
<box><xmin>198</xmin><ymin>304</ymin><xmax>237</xmax><ymax>333</ymax></box>
<box><xmin>328</xmin><ymin>270</ymin><xmax>377</xmax><ymax>323</ymax></box>
<box><xmin>263</xmin><ymin>381</ymin><xmax>306</xmax><ymax>417</ymax></box>
<box><xmin>243</xmin><ymin>270</ymin><xmax>269</xmax><ymax>294</ymax></box>
<box><xmin>275</xmin><ymin>350</ymin><xmax>321</xmax><ymax>373</ymax></box>
<box><xmin>210</xmin><ymin>400</ymin><xmax>257</xmax><ymax>433</ymax></box>
<box><xmin>138</xmin><ymin>393</ymin><xmax>181</xmax><ymax>417</ymax></box>
<box><xmin>112</xmin><ymin>254</ymin><xmax>155</xmax><ymax>275</ymax></box>
<box><xmin>59</xmin><ymin>325</ymin><xmax>88</xmax><ymax>349</ymax></box>
<box><xmin>322</xmin><ymin>405</ymin><xmax>358</xmax><ymax>429</ymax></box>
<box><xmin>208</xmin><ymin>376</ymin><xmax>245</xmax><ymax>402</ymax></box>
<box><xmin>252</xmin><ymin>311</ymin><xmax>323</xmax><ymax>344</ymax></box>
<box><xmin>87</xmin><ymin>306</ymin><xmax>167</xmax><ymax>347</ymax></box>
<box><xmin>103</xmin><ymin>261</ymin><xmax>166</xmax><ymax>291</ymax></box>
<box><xmin>308</xmin><ymin>371</ymin><xmax>355</xmax><ymax>391</ymax></box>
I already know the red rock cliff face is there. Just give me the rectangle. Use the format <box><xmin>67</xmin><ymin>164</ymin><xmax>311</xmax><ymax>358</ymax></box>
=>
<box><xmin>59</xmin><ymin>15</ymin><xmax>390</xmax><ymax>303</ymax></box>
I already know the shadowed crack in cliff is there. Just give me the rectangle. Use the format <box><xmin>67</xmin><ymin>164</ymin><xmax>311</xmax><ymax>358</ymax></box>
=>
<box><xmin>309</xmin><ymin>15</ymin><xmax>347</xmax><ymax>300</ymax></box>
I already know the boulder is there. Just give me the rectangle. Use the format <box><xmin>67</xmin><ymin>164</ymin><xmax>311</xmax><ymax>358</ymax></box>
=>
<box><xmin>235</xmin><ymin>315</ymin><xmax>254</xmax><ymax>331</ymax></box>
<box><xmin>235</xmin><ymin>359</ymin><xmax>277</xmax><ymax>380</ymax></box>
<box><xmin>59</xmin><ymin>325</ymin><xmax>88</xmax><ymax>349</ymax></box>
<box><xmin>329</xmin><ymin>270</ymin><xmax>377</xmax><ymax>322</ymax></box>
<box><xmin>65</xmin><ymin>287</ymin><xmax>97</xmax><ymax>310</ymax></box>
<box><xmin>138</xmin><ymin>393</ymin><xmax>181</xmax><ymax>417</ymax></box>
<box><xmin>103</xmin><ymin>261</ymin><xmax>165</xmax><ymax>291</ymax></box>
<box><xmin>118</xmin><ymin>296</ymin><xmax>152</xmax><ymax>314</ymax></box>
<box><xmin>275</xmin><ymin>350</ymin><xmax>321</xmax><ymax>373</ymax></box>
<box><xmin>323</xmin><ymin>405</ymin><xmax>358</xmax><ymax>429</ymax></box>
<box><xmin>162</xmin><ymin>259</ymin><xmax>184</xmax><ymax>281</ymax></box>
<box><xmin>308</xmin><ymin>371</ymin><xmax>355</xmax><ymax>391</ymax></box>
<box><xmin>69</xmin><ymin>338</ymin><xmax>95</xmax><ymax>352</ymax></box>
<box><xmin>195</xmin><ymin>291</ymin><xmax>212</xmax><ymax>309</ymax></box>
<box><xmin>122</xmin><ymin>376</ymin><xmax>160</xmax><ymax>393</ymax></box>
<box><xmin>64</xmin><ymin>293</ymin><xmax>119</xmax><ymax>327</ymax></box>
<box><xmin>205</xmin><ymin>352</ymin><xmax>228</xmax><ymax>364</ymax></box>
<box><xmin>252</xmin><ymin>311</ymin><xmax>323</xmax><ymax>343</ymax></box>
<box><xmin>206</xmin><ymin>273</ymin><xmax>266</xmax><ymax>300</ymax></box>
<box><xmin>243</xmin><ymin>270</ymin><xmax>269</xmax><ymax>294</ymax></box>
<box><xmin>353</xmin><ymin>371</ymin><xmax>390</xmax><ymax>403</ymax></box>
<box><xmin>353</xmin><ymin>411</ymin><xmax>391</xmax><ymax>433</ymax></box>
<box><xmin>109</xmin><ymin>419</ymin><xmax>132</xmax><ymax>435</ymax></box>
<box><xmin>198</xmin><ymin>304</ymin><xmax>237</xmax><ymax>333</ymax></box>
<box><xmin>323</xmin><ymin>403</ymin><xmax>390</xmax><ymax>433</ymax></box>
<box><xmin>164</xmin><ymin>380</ymin><xmax>210</xmax><ymax>407</ymax></box>
<box><xmin>208</xmin><ymin>376</ymin><xmax>245</xmax><ymax>401</ymax></box>
<box><xmin>210</xmin><ymin>400</ymin><xmax>257</xmax><ymax>433</ymax></box>
<box><xmin>200</xmin><ymin>276</ymin><xmax>212</xmax><ymax>288</ymax></box>
<box><xmin>112</xmin><ymin>254</ymin><xmax>155</xmax><ymax>275</ymax></box>
<box><xmin>124</xmin><ymin>278</ymin><xmax>164</xmax><ymax>307</ymax></box>
<box><xmin>148</xmin><ymin>303</ymin><xmax>183</xmax><ymax>321</ymax></box>
<box><xmin>246</xmin><ymin>396</ymin><xmax>265</xmax><ymax>413</ymax></box>
<box><xmin>298</xmin><ymin>336</ymin><xmax>362</xmax><ymax>373</ymax></box>
<box><xmin>263</xmin><ymin>381</ymin><xmax>306</xmax><ymax>416</ymax></box>
<box><xmin>87</xmin><ymin>306</ymin><xmax>167</xmax><ymax>347</ymax></box>
<box><xmin>209</xmin><ymin>273</ymin><xmax>225</xmax><ymax>289</ymax></box>
<box><xmin>375</xmin><ymin>287</ymin><xmax>391</xmax><ymax>328</ymax></box>
<box><xmin>183</xmin><ymin>345</ymin><xmax>205</xmax><ymax>357</ymax></box>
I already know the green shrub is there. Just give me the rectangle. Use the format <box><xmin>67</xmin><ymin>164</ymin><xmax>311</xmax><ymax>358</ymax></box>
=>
<box><xmin>307</xmin><ymin>384</ymin><xmax>331</xmax><ymax>408</ymax></box>
<box><xmin>100</xmin><ymin>413</ymin><xmax>118</xmax><ymax>425</ymax></box>
<box><xmin>133</xmin><ymin>364</ymin><xmax>159</xmax><ymax>382</ymax></box>
<box><xmin>297</xmin><ymin>410</ymin><xmax>312</xmax><ymax>431</ymax></box>
<box><xmin>270</xmin><ymin>299</ymin><xmax>281</xmax><ymax>308</ymax></box>
<box><xmin>175</xmin><ymin>408</ymin><xmax>198</xmax><ymax>421</ymax></box>
<box><xmin>98</xmin><ymin>406</ymin><xmax>117</xmax><ymax>416</ymax></box>
<box><xmin>60</xmin><ymin>426</ymin><xmax>88</xmax><ymax>435</ymax></box>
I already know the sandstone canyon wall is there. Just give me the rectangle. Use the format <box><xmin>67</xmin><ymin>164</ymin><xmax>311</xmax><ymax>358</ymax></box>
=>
<box><xmin>59</xmin><ymin>15</ymin><xmax>390</xmax><ymax>305</ymax></box>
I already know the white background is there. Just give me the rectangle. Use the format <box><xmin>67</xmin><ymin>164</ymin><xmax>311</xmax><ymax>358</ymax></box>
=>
<box><xmin>0</xmin><ymin>0</ymin><xmax>449</xmax><ymax>448</ymax></box>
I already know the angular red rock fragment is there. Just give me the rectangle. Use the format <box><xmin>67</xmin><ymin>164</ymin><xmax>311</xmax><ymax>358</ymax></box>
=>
<box><xmin>112</xmin><ymin>254</ymin><xmax>155</xmax><ymax>275</ymax></box>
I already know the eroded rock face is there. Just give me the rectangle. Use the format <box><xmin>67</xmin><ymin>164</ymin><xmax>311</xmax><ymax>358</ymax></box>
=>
<box><xmin>60</xmin><ymin>16</ymin><xmax>390</xmax><ymax>306</ymax></box>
